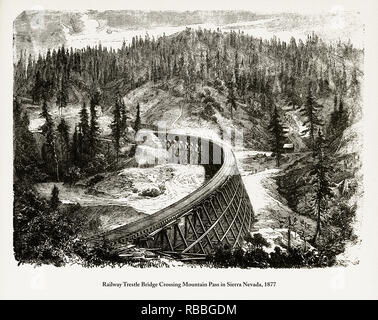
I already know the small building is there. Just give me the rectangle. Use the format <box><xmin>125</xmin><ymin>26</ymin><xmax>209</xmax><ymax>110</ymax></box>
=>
<box><xmin>283</xmin><ymin>143</ymin><xmax>294</xmax><ymax>153</ymax></box>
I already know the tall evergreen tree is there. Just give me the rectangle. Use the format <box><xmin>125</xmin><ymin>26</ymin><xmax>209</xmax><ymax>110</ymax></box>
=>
<box><xmin>78</xmin><ymin>102</ymin><xmax>90</xmax><ymax>159</ymax></box>
<box><xmin>40</xmin><ymin>100</ymin><xmax>59</xmax><ymax>181</ymax></box>
<box><xmin>71</xmin><ymin>126</ymin><xmax>79</xmax><ymax>165</ymax></box>
<box><xmin>50</xmin><ymin>185</ymin><xmax>60</xmax><ymax>210</ymax></box>
<box><xmin>133</xmin><ymin>103</ymin><xmax>141</xmax><ymax>133</ymax></box>
<box><xmin>120</xmin><ymin>99</ymin><xmax>129</xmax><ymax>139</ymax></box>
<box><xmin>300</xmin><ymin>84</ymin><xmax>323</xmax><ymax>149</ymax></box>
<box><xmin>310</xmin><ymin>129</ymin><xmax>334</xmax><ymax>244</ymax></box>
<box><xmin>56</xmin><ymin>73</ymin><xmax>68</xmax><ymax>115</ymax></box>
<box><xmin>227</xmin><ymin>79</ymin><xmax>237</xmax><ymax>120</ymax></box>
<box><xmin>89</xmin><ymin>93</ymin><xmax>101</xmax><ymax>157</ymax></box>
<box><xmin>328</xmin><ymin>96</ymin><xmax>348</xmax><ymax>141</ymax></box>
<box><xmin>14</xmin><ymin>98</ymin><xmax>40</xmax><ymax>181</ymax></box>
<box><xmin>268</xmin><ymin>106</ymin><xmax>286</xmax><ymax>167</ymax></box>
<box><xmin>110</xmin><ymin>99</ymin><xmax>122</xmax><ymax>163</ymax></box>
<box><xmin>32</xmin><ymin>70</ymin><xmax>44</xmax><ymax>104</ymax></box>
<box><xmin>57</xmin><ymin>118</ymin><xmax>70</xmax><ymax>169</ymax></box>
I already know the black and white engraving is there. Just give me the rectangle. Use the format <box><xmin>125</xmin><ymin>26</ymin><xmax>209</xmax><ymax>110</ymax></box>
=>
<box><xmin>13</xmin><ymin>10</ymin><xmax>363</xmax><ymax>268</ymax></box>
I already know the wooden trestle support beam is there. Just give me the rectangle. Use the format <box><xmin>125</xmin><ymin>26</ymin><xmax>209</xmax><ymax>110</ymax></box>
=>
<box><xmin>140</xmin><ymin>174</ymin><xmax>254</xmax><ymax>256</ymax></box>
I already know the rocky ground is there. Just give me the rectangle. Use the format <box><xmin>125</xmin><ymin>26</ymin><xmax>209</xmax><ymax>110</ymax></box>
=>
<box><xmin>35</xmin><ymin>163</ymin><xmax>205</xmax><ymax>233</ymax></box>
<box><xmin>242</xmin><ymin>169</ymin><xmax>316</xmax><ymax>254</ymax></box>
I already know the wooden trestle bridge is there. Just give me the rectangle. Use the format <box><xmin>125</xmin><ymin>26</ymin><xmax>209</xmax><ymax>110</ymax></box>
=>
<box><xmin>91</xmin><ymin>131</ymin><xmax>255</xmax><ymax>257</ymax></box>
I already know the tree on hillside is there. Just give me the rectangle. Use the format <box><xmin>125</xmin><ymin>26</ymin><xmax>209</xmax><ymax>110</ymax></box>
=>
<box><xmin>268</xmin><ymin>106</ymin><xmax>286</xmax><ymax>167</ymax></box>
<box><xmin>14</xmin><ymin>51</ymin><xmax>27</xmax><ymax>96</ymax></box>
<box><xmin>71</xmin><ymin>126</ymin><xmax>79</xmax><ymax>166</ymax></box>
<box><xmin>56</xmin><ymin>74</ymin><xmax>68</xmax><ymax>115</ymax></box>
<box><xmin>120</xmin><ymin>99</ymin><xmax>129</xmax><ymax>140</ymax></box>
<box><xmin>78</xmin><ymin>102</ymin><xmax>90</xmax><ymax>160</ymax></box>
<box><xmin>133</xmin><ymin>103</ymin><xmax>141</xmax><ymax>133</ymax></box>
<box><xmin>328</xmin><ymin>95</ymin><xmax>349</xmax><ymax>140</ymax></box>
<box><xmin>234</xmin><ymin>51</ymin><xmax>240</xmax><ymax>89</ymax></box>
<box><xmin>300</xmin><ymin>84</ymin><xmax>323</xmax><ymax>150</ymax></box>
<box><xmin>310</xmin><ymin>129</ymin><xmax>334</xmax><ymax>244</ymax></box>
<box><xmin>285</xmin><ymin>75</ymin><xmax>302</xmax><ymax>108</ymax></box>
<box><xmin>50</xmin><ymin>185</ymin><xmax>60</xmax><ymax>210</ymax></box>
<box><xmin>57</xmin><ymin>118</ymin><xmax>70</xmax><ymax>172</ymax></box>
<box><xmin>110</xmin><ymin>99</ymin><xmax>122</xmax><ymax>163</ymax></box>
<box><xmin>31</xmin><ymin>70</ymin><xmax>44</xmax><ymax>104</ymax></box>
<box><xmin>89</xmin><ymin>92</ymin><xmax>101</xmax><ymax>157</ymax></box>
<box><xmin>13</xmin><ymin>98</ymin><xmax>41</xmax><ymax>181</ymax></box>
<box><xmin>40</xmin><ymin>100</ymin><xmax>60</xmax><ymax>181</ymax></box>
<box><xmin>227</xmin><ymin>79</ymin><xmax>237</xmax><ymax>120</ymax></box>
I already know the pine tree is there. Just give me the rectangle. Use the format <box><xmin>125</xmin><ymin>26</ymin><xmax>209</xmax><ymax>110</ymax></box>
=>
<box><xmin>32</xmin><ymin>70</ymin><xmax>44</xmax><ymax>104</ymax></box>
<box><xmin>133</xmin><ymin>103</ymin><xmax>141</xmax><ymax>133</ymax></box>
<box><xmin>310</xmin><ymin>129</ymin><xmax>334</xmax><ymax>244</ymax></box>
<box><xmin>268</xmin><ymin>106</ymin><xmax>286</xmax><ymax>167</ymax></box>
<box><xmin>120</xmin><ymin>99</ymin><xmax>129</xmax><ymax>139</ymax></box>
<box><xmin>14</xmin><ymin>51</ymin><xmax>27</xmax><ymax>96</ymax></box>
<box><xmin>227</xmin><ymin>79</ymin><xmax>237</xmax><ymax>120</ymax></box>
<box><xmin>89</xmin><ymin>93</ymin><xmax>101</xmax><ymax>157</ymax></box>
<box><xmin>40</xmin><ymin>100</ymin><xmax>60</xmax><ymax>181</ymax></box>
<box><xmin>328</xmin><ymin>96</ymin><xmax>348</xmax><ymax>140</ymax></box>
<box><xmin>300</xmin><ymin>84</ymin><xmax>323</xmax><ymax>149</ymax></box>
<box><xmin>14</xmin><ymin>98</ymin><xmax>40</xmax><ymax>181</ymax></box>
<box><xmin>13</xmin><ymin>97</ymin><xmax>22</xmax><ymax>129</ymax></box>
<box><xmin>50</xmin><ymin>185</ymin><xmax>60</xmax><ymax>210</ymax></box>
<box><xmin>286</xmin><ymin>74</ymin><xmax>301</xmax><ymax>108</ymax></box>
<box><xmin>234</xmin><ymin>51</ymin><xmax>239</xmax><ymax>87</ymax></box>
<box><xmin>71</xmin><ymin>126</ymin><xmax>79</xmax><ymax>165</ymax></box>
<box><xmin>56</xmin><ymin>73</ymin><xmax>68</xmax><ymax>115</ymax></box>
<box><xmin>110</xmin><ymin>99</ymin><xmax>122</xmax><ymax>163</ymax></box>
<box><xmin>57</xmin><ymin>118</ymin><xmax>70</xmax><ymax>168</ymax></box>
<box><xmin>78</xmin><ymin>102</ymin><xmax>90</xmax><ymax>159</ymax></box>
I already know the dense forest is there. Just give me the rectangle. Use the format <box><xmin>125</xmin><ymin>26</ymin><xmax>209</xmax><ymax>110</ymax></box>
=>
<box><xmin>13</xmin><ymin>27</ymin><xmax>363</xmax><ymax>266</ymax></box>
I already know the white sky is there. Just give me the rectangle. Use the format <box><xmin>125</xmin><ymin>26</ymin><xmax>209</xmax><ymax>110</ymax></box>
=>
<box><xmin>10</xmin><ymin>0</ymin><xmax>371</xmax><ymax>14</ymax></box>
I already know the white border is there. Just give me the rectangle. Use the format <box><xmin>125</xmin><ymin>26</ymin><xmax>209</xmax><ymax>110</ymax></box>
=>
<box><xmin>1</xmin><ymin>0</ymin><xmax>378</xmax><ymax>300</ymax></box>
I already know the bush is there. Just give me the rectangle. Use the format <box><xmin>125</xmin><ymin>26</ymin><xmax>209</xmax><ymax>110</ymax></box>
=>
<box><xmin>139</xmin><ymin>187</ymin><xmax>161</xmax><ymax>197</ymax></box>
<box><xmin>13</xmin><ymin>184</ymin><xmax>83</xmax><ymax>266</ymax></box>
<box><xmin>245</xmin><ymin>233</ymin><xmax>271</xmax><ymax>249</ymax></box>
<box><xmin>206</xmin><ymin>234</ymin><xmax>331</xmax><ymax>268</ymax></box>
<box><xmin>67</xmin><ymin>166</ymin><xmax>82</xmax><ymax>184</ymax></box>
<box><xmin>73</xmin><ymin>239</ymin><xmax>123</xmax><ymax>267</ymax></box>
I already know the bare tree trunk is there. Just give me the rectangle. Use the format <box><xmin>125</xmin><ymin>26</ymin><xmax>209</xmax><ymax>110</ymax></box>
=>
<box><xmin>53</xmin><ymin>143</ymin><xmax>60</xmax><ymax>182</ymax></box>
<box><xmin>288</xmin><ymin>216</ymin><xmax>291</xmax><ymax>250</ymax></box>
<box><xmin>277</xmin><ymin>152</ymin><xmax>281</xmax><ymax>167</ymax></box>
<box><xmin>313</xmin><ymin>195</ymin><xmax>322</xmax><ymax>243</ymax></box>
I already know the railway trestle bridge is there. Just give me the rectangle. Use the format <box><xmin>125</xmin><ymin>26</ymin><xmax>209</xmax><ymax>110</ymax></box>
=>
<box><xmin>91</xmin><ymin>130</ymin><xmax>255</xmax><ymax>257</ymax></box>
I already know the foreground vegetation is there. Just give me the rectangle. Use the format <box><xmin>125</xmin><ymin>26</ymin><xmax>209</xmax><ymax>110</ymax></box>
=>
<box><xmin>207</xmin><ymin>233</ymin><xmax>332</xmax><ymax>268</ymax></box>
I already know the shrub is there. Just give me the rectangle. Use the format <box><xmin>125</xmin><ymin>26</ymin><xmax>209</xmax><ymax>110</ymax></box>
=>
<box><xmin>245</xmin><ymin>233</ymin><xmax>271</xmax><ymax>249</ymax></box>
<box><xmin>13</xmin><ymin>184</ymin><xmax>83</xmax><ymax>266</ymax></box>
<box><xmin>139</xmin><ymin>187</ymin><xmax>161</xmax><ymax>197</ymax></box>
